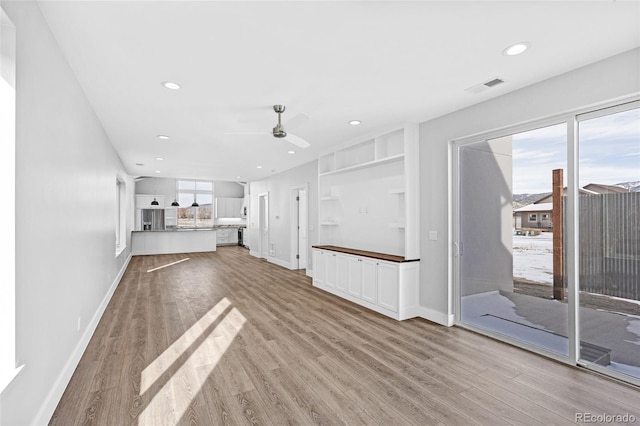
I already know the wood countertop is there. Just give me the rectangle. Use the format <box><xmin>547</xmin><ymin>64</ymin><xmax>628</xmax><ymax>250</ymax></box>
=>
<box><xmin>312</xmin><ymin>245</ymin><xmax>419</xmax><ymax>263</ymax></box>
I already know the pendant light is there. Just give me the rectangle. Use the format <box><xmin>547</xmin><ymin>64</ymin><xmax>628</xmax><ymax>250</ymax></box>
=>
<box><xmin>191</xmin><ymin>192</ymin><xmax>199</xmax><ymax>207</ymax></box>
<box><xmin>171</xmin><ymin>178</ymin><xmax>180</xmax><ymax>206</ymax></box>
<box><xmin>151</xmin><ymin>179</ymin><xmax>159</xmax><ymax>205</ymax></box>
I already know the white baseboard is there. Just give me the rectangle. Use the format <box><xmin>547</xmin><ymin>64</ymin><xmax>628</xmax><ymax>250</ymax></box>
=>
<box><xmin>249</xmin><ymin>250</ymin><xmax>261</xmax><ymax>258</ymax></box>
<box><xmin>33</xmin><ymin>254</ymin><xmax>132</xmax><ymax>426</ymax></box>
<box><xmin>306</xmin><ymin>268</ymin><xmax>313</xmax><ymax>278</ymax></box>
<box><xmin>268</xmin><ymin>256</ymin><xmax>291</xmax><ymax>270</ymax></box>
<box><xmin>417</xmin><ymin>306</ymin><xmax>455</xmax><ymax>327</ymax></box>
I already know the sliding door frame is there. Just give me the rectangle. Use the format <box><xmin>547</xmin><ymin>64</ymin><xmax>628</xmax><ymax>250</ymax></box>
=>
<box><xmin>451</xmin><ymin>95</ymin><xmax>640</xmax><ymax>381</ymax></box>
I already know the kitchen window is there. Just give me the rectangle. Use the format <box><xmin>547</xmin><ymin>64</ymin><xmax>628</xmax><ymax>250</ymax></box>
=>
<box><xmin>176</xmin><ymin>180</ymin><xmax>213</xmax><ymax>228</ymax></box>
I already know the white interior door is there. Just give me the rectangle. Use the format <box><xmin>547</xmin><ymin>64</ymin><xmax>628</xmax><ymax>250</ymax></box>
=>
<box><xmin>298</xmin><ymin>189</ymin><xmax>308</xmax><ymax>270</ymax></box>
<box><xmin>259</xmin><ymin>193</ymin><xmax>269</xmax><ymax>259</ymax></box>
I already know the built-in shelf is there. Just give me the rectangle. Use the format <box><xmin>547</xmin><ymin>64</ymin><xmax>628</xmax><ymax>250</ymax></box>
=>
<box><xmin>319</xmin><ymin>153</ymin><xmax>404</xmax><ymax>177</ymax></box>
<box><xmin>318</xmin><ymin>122</ymin><xmax>419</xmax><ymax>260</ymax></box>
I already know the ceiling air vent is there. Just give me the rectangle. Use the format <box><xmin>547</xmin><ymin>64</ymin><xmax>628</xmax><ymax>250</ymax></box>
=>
<box><xmin>464</xmin><ymin>76</ymin><xmax>506</xmax><ymax>94</ymax></box>
<box><xmin>484</xmin><ymin>78</ymin><xmax>504</xmax><ymax>88</ymax></box>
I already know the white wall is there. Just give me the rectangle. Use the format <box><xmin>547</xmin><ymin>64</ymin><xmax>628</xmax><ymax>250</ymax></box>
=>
<box><xmin>0</xmin><ymin>2</ymin><xmax>133</xmax><ymax>425</ymax></box>
<box><xmin>419</xmin><ymin>48</ymin><xmax>640</xmax><ymax>324</ymax></box>
<box><xmin>214</xmin><ymin>180</ymin><xmax>244</xmax><ymax>198</ymax></box>
<box><xmin>249</xmin><ymin>161</ymin><xmax>318</xmax><ymax>270</ymax></box>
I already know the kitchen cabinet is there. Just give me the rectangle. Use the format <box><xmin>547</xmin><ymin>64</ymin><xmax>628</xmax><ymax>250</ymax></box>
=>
<box><xmin>215</xmin><ymin>197</ymin><xmax>243</xmax><ymax>218</ymax></box>
<box><xmin>131</xmin><ymin>230</ymin><xmax>217</xmax><ymax>255</ymax></box>
<box><xmin>312</xmin><ymin>246</ymin><xmax>419</xmax><ymax>320</ymax></box>
<box><xmin>216</xmin><ymin>227</ymin><xmax>239</xmax><ymax>245</ymax></box>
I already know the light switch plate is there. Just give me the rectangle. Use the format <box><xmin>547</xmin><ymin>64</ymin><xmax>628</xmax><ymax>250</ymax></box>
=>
<box><xmin>429</xmin><ymin>230</ymin><xmax>438</xmax><ymax>241</ymax></box>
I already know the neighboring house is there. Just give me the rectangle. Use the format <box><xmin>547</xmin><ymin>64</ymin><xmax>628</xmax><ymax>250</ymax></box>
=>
<box><xmin>513</xmin><ymin>184</ymin><xmax>630</xmax><ymax>231</ymax></box>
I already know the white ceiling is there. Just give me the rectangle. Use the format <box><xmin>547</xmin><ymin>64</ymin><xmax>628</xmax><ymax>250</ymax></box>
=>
<box><xmin>36</xmin><ymin>1</ymin><xmax>640</xmax><ymax>182</ymax></box>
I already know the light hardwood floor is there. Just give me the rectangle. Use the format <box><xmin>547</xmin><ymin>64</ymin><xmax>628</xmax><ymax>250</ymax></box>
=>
<box><xmin>50</xmin><ymin>246</ymin><xmax>640</xmax><ymax>425</ymax></box>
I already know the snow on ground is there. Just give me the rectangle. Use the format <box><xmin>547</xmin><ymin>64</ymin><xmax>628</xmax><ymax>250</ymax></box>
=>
<box><xmin>512</xmin><ymin>232</ymin><xmax>553</xmax><ymax>284</ymax></box>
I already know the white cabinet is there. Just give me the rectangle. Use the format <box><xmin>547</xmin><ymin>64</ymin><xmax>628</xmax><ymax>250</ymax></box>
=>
<box><xmin>336</xmin><ymin>254</ymin><xmax>350</xmax><ymax>292</ymax></box>
<box><xmin>377</xmin><ymin>262</ymin><xmax>399</xmax><ymax>312</ymax></box>
<box><xmin>215</xmin><ymin>197</ymin><xmax>243</xmax><ymax>218</ymax></box>
<box><xmin>325</xmin><ymin>252</ymin><xmax>337</xmax><ymax>289</ymax></box>
<box><xmin>361</xmin><ymin>259</ymin><xmax>377</xmax><ymax>304</ymax></box>
<box><xmin>313</xmin><ymin>249</ymin><xmax>326</xmax><ymax>287</ymax></box>
<box><xmin>312</xmin><ymin>247</ymin><xmax>419</xmax><ymax>320</ymax></box>
<box><xmin>216</xmin><ymin>227</ymin><xmax>239</xmax><ymax>245</ymax></box>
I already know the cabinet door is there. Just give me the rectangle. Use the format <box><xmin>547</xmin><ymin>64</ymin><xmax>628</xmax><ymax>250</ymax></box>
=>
<box><xmin>216</xmin><ymin>228</ymin><xmax>229</xmax><ymax>244</ymax></box>
<box><xmin>325</xmin><ymin>252</ymin><xmax>337</xmax><ymax>288</ymax></box>
<box><xmin>233</xmin><ymin>198</ymin><xmax>243</xmax><ymax>218</ymax></box>
<box><xmin>336</xmin><ymin>254</ymin><xmax>349</xmax><ymax>293</ymax></box>
<box><xmin>313</xmin><ymin>250</ymin><xmax>326</xmax><ymax>287</ymax></box>
<box><xmin>361</xmin><ymin>259</ymin><xmax>377</xmax><ymax>303</ymax></box>
<box><xmin>377</xmin><ymin>261</ymin><xmax>399</xmax><ymax>312</ymax></box>
<box><xmin>348</xmin><ymin>257</ymin><xmax>362</xmax><ymax>297</ymax></box>
<box><xmin>215</xmin><ymin>198</ymin><xmax>225</xmax><ymax>218</ymax></box>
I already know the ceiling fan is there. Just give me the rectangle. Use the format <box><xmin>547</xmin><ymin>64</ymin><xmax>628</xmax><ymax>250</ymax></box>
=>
<box><xmin>226</xmin><ymin>105</ymin><xmax>311</xmax><ymax>148</ymax></box>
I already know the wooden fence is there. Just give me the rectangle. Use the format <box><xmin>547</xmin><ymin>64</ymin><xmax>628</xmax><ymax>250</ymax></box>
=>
<box><xmin>579</xmin><ymin>192</ymin><xmax>639</xmax><ymax>301</ymax></box>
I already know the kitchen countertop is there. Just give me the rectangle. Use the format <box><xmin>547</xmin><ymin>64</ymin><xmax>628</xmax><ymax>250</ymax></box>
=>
<box><xmin>133</xmin><ymin>225</ymin><xmax>246</xmax><ymax>233</ymax></box>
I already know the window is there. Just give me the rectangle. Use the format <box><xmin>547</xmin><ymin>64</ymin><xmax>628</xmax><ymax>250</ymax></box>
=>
<box><xmin>115</xmin><ymin>177</ymin><xmax>126</xmax><ymax>256</ymax></box>
<box><xmin>177</xmin><ymin>180</ymin><xmax>213</xmax><ymax>228</ymax></box>
<box><xmin>541</xmin><ymin>213</ymin><xmax>550</xmax><ymax>221</ymax></box>
<box><xmin>528</xmin><ymin>213</ymin><xmax>537</xmax><ymax>221</ymax></box>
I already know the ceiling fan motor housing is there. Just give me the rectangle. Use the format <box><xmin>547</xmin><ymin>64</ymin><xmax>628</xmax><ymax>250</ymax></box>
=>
<box><xmin>273</xmin><ymin>125</ymin><xmax>287</xmax><ymax>138</ymax></box>
<box><xmin>273</xmin><ymin>105</ymin><xmax>287</xmax><ymax>137</ymax></box>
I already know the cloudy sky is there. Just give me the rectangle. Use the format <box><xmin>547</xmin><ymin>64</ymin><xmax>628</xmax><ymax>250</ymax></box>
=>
<box><xmin>512</xmin><ymin>107</ymin><xmax>640</xmax><ymax>194</ymax></box>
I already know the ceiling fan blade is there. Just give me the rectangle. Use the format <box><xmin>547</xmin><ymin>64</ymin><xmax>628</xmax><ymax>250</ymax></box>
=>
<box><xmin>284</xmin><ymin>112</ymin><xmax>310</xmax><ymax>130</ymax></box>
<box><xmin>284</xmin><ymin>133</ymin><xmax>310</xmax><ymax>148</ymax></box>
<box><xmin>224</xmin><ymin>131</ymin><xmax>271</xmax><ymax>135</ymax></box>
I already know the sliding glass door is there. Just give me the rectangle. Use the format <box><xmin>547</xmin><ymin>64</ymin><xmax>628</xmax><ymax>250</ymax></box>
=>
<box><xmin>577</xmin><ymin>104</ymin><xmax>640</xmax><ymax>381</ymax></box>
<box><xmin>455</xmin><ymin>100</ymin><xmax>639</xmax><ymax>385</ymax></box>
<box><xmin>458</xmin><ymin>123</ymin><xmax>570</xmax><ymax>359</ymax></box>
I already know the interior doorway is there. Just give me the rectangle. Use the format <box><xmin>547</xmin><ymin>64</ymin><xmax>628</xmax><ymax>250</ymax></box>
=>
<box><xmin>291</xmin><ymin>186</ymin><xmax>308</xmax><ymax>271</ymax></box>
<box><xmin>259</xmin><ymin>193</ymin><xmax>269</xmax><ymax>259</ymax></box>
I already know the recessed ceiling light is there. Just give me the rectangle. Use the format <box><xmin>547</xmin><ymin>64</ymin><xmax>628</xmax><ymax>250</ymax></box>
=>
<box><xmin>157</xmin><ymin>135</ymin><xmax>170</xmax><ymax>140</ymax></box>
<box><xmin>155</xmin><ymin>170</ymin><xmax>161</xmax><ymax>173</ymax></box>
<box><xmin>237</xmin><ymin>176</ymin><xmax>242</xmax><ymax>179</ymax></box>
<box><xmin>288</xmin><ymin>150</ymin><xmax>295</xmax><ymax>154</ymax></box>
<box><xmin>349</xmin><ymin>120</ymin><xmax>361</xmax><ymax>125</ymax></box>
<box><xmin>135</xmin><ymin>163</ymin><xmax>144</xmax><ymax>166</ymax></box>
<box><xmin>162</xmin><ymin>81</ymin><xmax>181</xmax><ymax>90</ymax></box>
<box><xmin>257</xmin><ymin>165</ymin><xmax>263</xmax><ymax>169</ymax></box>
<box><xmin>503</xmin><ymin>42</ymin><xmax>530</xmax><ymax>56</ymax></box>
<box><xmin>155</xmin><ymin>157</ymin><xmax>164</xmax><ymax>161</ymax></box>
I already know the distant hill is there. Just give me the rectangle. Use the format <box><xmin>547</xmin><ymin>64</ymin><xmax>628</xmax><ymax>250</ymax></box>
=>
<box><xmin>512</xmin><ymin>181</ymin><xmax>639</xmax><ymax>209</ymax></box>
<box><xmin>512</xmin><ymin>193</ymin><xmax>550</xmax><ymax>209</ymax></box>
<box><xmin>616</xmin><ymin>181</ymin><xmax>640</xmax><ymax>192</ymax></box>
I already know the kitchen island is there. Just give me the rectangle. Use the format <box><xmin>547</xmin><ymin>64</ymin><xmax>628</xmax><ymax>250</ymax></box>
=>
<box><xmin>131</xmin><ymin>228</ymin><xmax>217</xmax><ymax>255</ymax></box>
